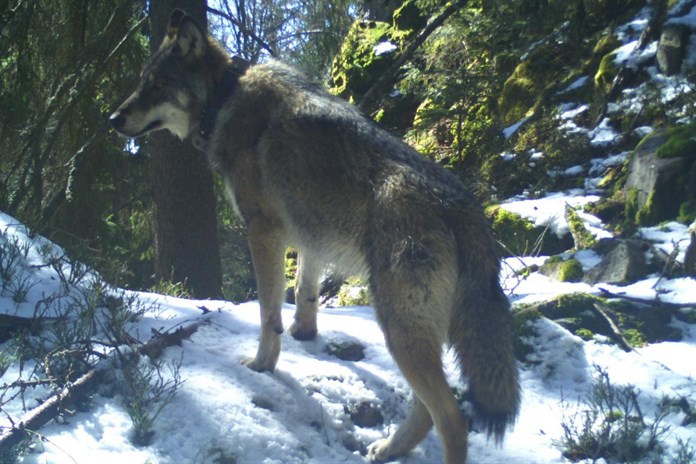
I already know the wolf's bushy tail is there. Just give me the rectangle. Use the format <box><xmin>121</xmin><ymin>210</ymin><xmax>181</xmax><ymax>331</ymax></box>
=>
<box><xmin>448</xmin><ymin>214</ymin><xmax>520</xmax><ymax>443</ymax></box>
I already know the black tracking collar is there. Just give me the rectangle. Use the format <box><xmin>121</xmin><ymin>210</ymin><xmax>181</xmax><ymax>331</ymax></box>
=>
<box><xmin>192</xmin><ymin>57</ymin><xmax>249</xmax><ymax>151</ymax></box>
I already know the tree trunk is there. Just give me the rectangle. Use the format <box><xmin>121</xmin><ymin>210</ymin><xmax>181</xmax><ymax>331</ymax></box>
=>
<box><xmin>148</xmin><ymin>0</ymin><xmax>223</xmax><ymax>299</ymax></box>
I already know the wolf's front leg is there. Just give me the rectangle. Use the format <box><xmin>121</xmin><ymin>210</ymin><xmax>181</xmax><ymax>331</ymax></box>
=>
<box><xmin>242</xmin><ymin>224</ymin><xmax>286</xmax><ymax>372</ymax></box>
<box><xmin>289</xmin><ymin>251</ymin><xmax>320</xmax><ymax>340</ymax></box>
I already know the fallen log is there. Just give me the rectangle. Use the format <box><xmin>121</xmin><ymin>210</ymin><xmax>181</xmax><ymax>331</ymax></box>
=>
<box><xmin>0</xmin><ymin>318</ymin><xmax>206</xmax><ymax>454</ymax></box>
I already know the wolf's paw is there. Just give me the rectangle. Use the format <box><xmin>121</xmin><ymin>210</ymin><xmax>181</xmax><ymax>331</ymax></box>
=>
<box><xmin>366</xmin><ymin>439</ymin><xmax>396</xmax><ymax>463</ymax></box>
<box><xmin>288</xmin><ymin>322</ymin><xmax>317</xmax><ymax>341</ymax></box>
<box><xmin>240</xmin><ymin>357</ymin><xmax>274</xmax><ymax>373</ymax></box>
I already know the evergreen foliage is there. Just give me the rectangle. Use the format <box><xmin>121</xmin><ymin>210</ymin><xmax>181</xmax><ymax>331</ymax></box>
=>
<box><xmin>0</xmin><ymin>1</ymin><xmax>152</xmax><ymax>289</ymax></box>
<box><xmin>2</xmin><ymin>0</ymin><xmax>694</xmax><ymax>301</ymax></box>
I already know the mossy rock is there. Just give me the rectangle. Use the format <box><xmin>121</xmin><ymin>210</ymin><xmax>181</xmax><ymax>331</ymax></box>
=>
<box><xmin>560</xmin><ymin>259</ymin><xmax>584</xmax><ymax>282</ymax></box>
<box><xmin>527</xmin><ymin>294</ymin><xmax>682</xmax><ymax>348</ymax></box>
<box><xmin>594</xmin><ymin>50</ymin><xmax>619</xmax><ymax>93</ymax></box>
<box><xmin>493</xmin><ymin>52</ymin><xmax>520</xmax><ymax>78</ymax></box>
<box><xmin>625</xmin><ymin>128</ymin><xmax>696</xmax><ymax>226</ymax></box>
<box><xmin>330</xmin><ymin>20</ymin><xmax>396</xmax><ymax>101</ymax></box>
<box><xmin>528</xmin><ymin>293</ymin><xmax>622</xmax><ymax>345</ymax></box>
<box><xmin>679</xmin><ymin>199</ymin><xmax>696</xmax><ymax>224</ymax></box>
<box><xmin>655</xmin><ymin>123</ymin><xmax>696</xmax><ymax>159</ymax></box>
<box><xmin>540</xmin><ymin>256</ymin><xmax>584</xmax><ymax>282</ymax></box>
<box><xmin>589</xmin><ymin>197</ymin><xmax>628</xmax><ymax>231</ymax></box>
<box><xmin>624</xmin><ymin>186</ymin><xmax>641</xmax><ymax>225</ymax></box>
<box><xmin>534</xmin><ymin>293</ymin><xmax>602</xmax><ymax>321</ymax></box>
<box><xmin>407</xmin><ymin>98</ymin><xmax>444</xmax><ymax>154</ymax></box>
<box><xmin>499</xmin><ymin>32</ymin><xmax>586</xmax><ymax>126</ymax></box>
<box><xmin>608</xmin><ymin>299</ymin><xmax>683</xmax><ymax>345</ymax></box>
<box><xmin>566</xmin><ymin>205</ymin><xmax>597</xmax><ymax>250</ymax></box>
<box><xmin>555</xmin><ymin>72</ymin><xmax>594</xmax><ymax>103</ymax></box>
<box><xmin>593</xmin><ymin>33</ymin><xmax>621</xmax><ymax>58</ymax></box>
<box><xmin>486</xmin><ymin>205</ymin><xmax>574</xmax><ymax>256</ymax></box>
<box><xmin>512</xmin><ymin>307</ymin><xmax>544</xmax><ymax>362</ymax></box>
<box><xmin>392</xmin><ymin>0</ymin><xmax>427</xmax><ymax>37</ymax></box>
<box><xmin>499</xmin><ymin>61</ymin><xmax>540</xmax><ymax>126</ymax></box>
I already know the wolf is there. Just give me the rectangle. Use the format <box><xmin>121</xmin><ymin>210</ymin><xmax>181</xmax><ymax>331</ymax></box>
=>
<box><xmin>110</xmin><ymin>9</ymin><xmax>520</xmax><ymax>464</ymax></box>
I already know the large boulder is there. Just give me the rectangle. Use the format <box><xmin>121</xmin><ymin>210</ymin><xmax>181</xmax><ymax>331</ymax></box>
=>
<box><xmin>657</xmin><ymin>23</ymin><xmax>690</xmax><ymax>75</ymax></box>
<box><xmin>583</xmin><ymin>239</ymin><xmax>648</xmax><ymax>286</ymax></box>
<box><xmin>624</xmin><ymin>126</ymin><xmax>696</xmax><ymax>226</ymax></box>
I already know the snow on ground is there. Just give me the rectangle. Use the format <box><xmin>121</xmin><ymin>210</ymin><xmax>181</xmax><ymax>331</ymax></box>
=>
<box><xmin>1</xmin><ymin>191</ymin><xmax>695</xmax><ymax>464</ymax></box>
<box><xmin>14</xmin><ymin>284</ymin><xmax>696</xmax><ymax>464</ymax></box>
<box><xmin>4</xmin><ymin>5</ymin><xmax>696</xmax><ymax>463</ymax></box>
<box><xmin>499</xmin><ymin>190</ymin><xmax>608</xmax><ymax>239</ymax></box>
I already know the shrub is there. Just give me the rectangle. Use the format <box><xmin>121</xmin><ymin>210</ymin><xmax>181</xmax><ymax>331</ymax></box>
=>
<box><xmin>557</xmin><ymin>365</ymin><xmax>670</xmax><ymax>462</ymax></box>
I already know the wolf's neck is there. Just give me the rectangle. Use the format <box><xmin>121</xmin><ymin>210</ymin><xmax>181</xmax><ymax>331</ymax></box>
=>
<box><xmin>193</xmin><ymin>58</ymin><xmax>249</xmax><ymax>151</ymax></box>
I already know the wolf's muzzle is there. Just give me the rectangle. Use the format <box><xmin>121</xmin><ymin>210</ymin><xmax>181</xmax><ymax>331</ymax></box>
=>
<box><xmin>110</xmin><ymin>112</ymin><xmax>163</xmax><ymax>137</ymax></box>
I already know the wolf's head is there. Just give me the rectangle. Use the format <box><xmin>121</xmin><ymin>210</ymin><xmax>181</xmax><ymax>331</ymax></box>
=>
<box><xmin>110</xmin><ymin>10</ymin><xmax>225</xmax><ymax>140</ymax></box>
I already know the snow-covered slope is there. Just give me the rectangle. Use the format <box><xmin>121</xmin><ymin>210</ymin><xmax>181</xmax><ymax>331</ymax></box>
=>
<box><xmin>1</xmin><ymin>207</ymin><xmax>695</xmax><ymax>464</ymax></box>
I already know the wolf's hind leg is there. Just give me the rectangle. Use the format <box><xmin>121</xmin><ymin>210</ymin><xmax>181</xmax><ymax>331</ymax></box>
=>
<box><xmin>242</xmin><ymin>224</ymin><xmax>286</xmax><ymax>372</ymax></box>
<box><xmin>369</xmin><ymin>283</ymin><xmax>468</xmax><ymax>464</ymax></box>
<box><xmin>289</xmin><ymin>252</ymin><xmax>320</xmax><ymax>340</ymax></box>
<box><xmin>367</xmin><ymin>394</ymin><xmax>432</xmax><ymax>461</ymax></box>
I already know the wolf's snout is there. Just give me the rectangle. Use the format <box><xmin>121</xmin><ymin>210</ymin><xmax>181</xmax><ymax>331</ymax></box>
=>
<box><xmin>109</xmin><ymin>112</ymin><xmax>126</xmax><ymax>131</ymax></box>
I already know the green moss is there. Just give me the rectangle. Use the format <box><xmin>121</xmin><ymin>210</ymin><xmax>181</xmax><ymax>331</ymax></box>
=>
<box><xmin>532</xmin><ymin>293</ymin><xmax>664</xmax><ymax>349</ymax></box>
<box><xmin>392</xmin><ymin>0</ymin><xmax>427</xmax><ymax>36</ymax></box>
<box><xmin>539</xmin><ymin>256</ymin><xmax>584</xmax><ymax>282</ymax></box>
<box><xmin>626</xmin><ymin>187</ymin><xmax>665</xmax><ymax>227</ymax></box>
<box><xmin>499</xmin><ymin>61</ymin><xmax>539</xmax><ymax>125</ymax></box>
<box><xmin>330</xmin><ymin>20</ymin><xmax>395</xmax><ymax>101</ymax></box>
<box><xmin>593</xmin><ymin>34</ymin><xmax>621</xmax><ymax>56</ymax></box>
<box><xmin>679</xmin><ymin>199</ymin><xmax>696</xmax><ymax>224</ymax></box>
<box><xmin>575</xmin><ymin>328</ymin><xmax>595</xmax><ymax>341</ymax></box>
<box><xmin>559</xmin><ymin>258</ymin><xmax>584</xmax><ymax>283</ymax></box>
<box><xmin>625</xmin><ymin>187</ymin><xmax>640</xmax><ymax>224</ymax></box>
<box><xmin>336</xmin><ymin>278</ymin><xmax>370</xmax><ymax>306</ymax></box>
<box><xmin>628</xmin><ymin>127</ymin><xmax>696</xmax><ymax>226</ymax></box>
<box><xmin>486</xmin><ymin>205</ymin><xmax>536</xmax><ymax>256</ymax></box>
<box><xmin>656</xmin><ymin>124</ymin><xmax>696</xmax><ymax>159</ymax></box>
<box><xmin>609</xmin><ymin>299</ymin><xmax>682</xmax><ymax>344</ymax></box>
<box><xmin>594</xmin><ymin>50</ymin><xmax>619</xmax><ymax>93</ymax></box>
<box><xmin>516</xmin><ymin>264</ymin><xmax>539</xmax><ymax>278</ymax></box>
<box><xmin>550</xmin><ymin>293</ymin><xmax>601</xmax><ymax>318</ymax></box>
<box><xmin>623</xmin><ymin>328</ymin><xmax>647</xmax><ymax>347</ymax></box>
<box><xmin>512</xmin><ymin>308</ymin><xmax>544</xmax><ymax>362</ymax></box>
<box><xmin>566</xmin><ymin>206</ymin><xmax>597</xmax><ymax>250</ymax></box>
<box><xmin>284</xmin><ymin>249</ymin><xmax>298</xmax><ymax>297</ymax></box>
<box><xmin>486</xmin><ymin>205</ymin><xmax>573</xmax><ymax>256</ymax></box>
<box><xmin>637</xmin><ymin>186</ymin><xmax>684</xmax><ymax>226</ymax></box>
<box><xmin>639</xmin><ymin>191</ymin><xmax>659</xmax><ymax>225</ymax></box>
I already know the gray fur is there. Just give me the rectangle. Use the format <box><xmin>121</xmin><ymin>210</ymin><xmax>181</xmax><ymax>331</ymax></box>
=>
<box><xmin>110</xmin><ymin>10</ymin><xmax>520</xmax><ymax>464</ymax></box>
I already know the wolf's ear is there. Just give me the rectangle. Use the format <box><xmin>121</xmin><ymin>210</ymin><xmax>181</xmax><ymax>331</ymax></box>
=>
<box><xmin>166</xmin><ymin>9</ymin><xmax>206</xmax><ymax>60</ymax></box>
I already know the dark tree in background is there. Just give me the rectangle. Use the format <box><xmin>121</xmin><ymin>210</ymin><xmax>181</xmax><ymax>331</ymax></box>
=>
<box><xmin>0</xmin><ymin>0</ymin><xmax>664</xmax><ymax>303</ymax></box>
<box><xmin>148</xmin><ymin>0</ymin><xmax>223</xmax><ymax>299</ymax></box>
<box><xmin>0</xmin><ymin>1</ymin><xmax>154</xmax><ymax>287</ymax></box>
